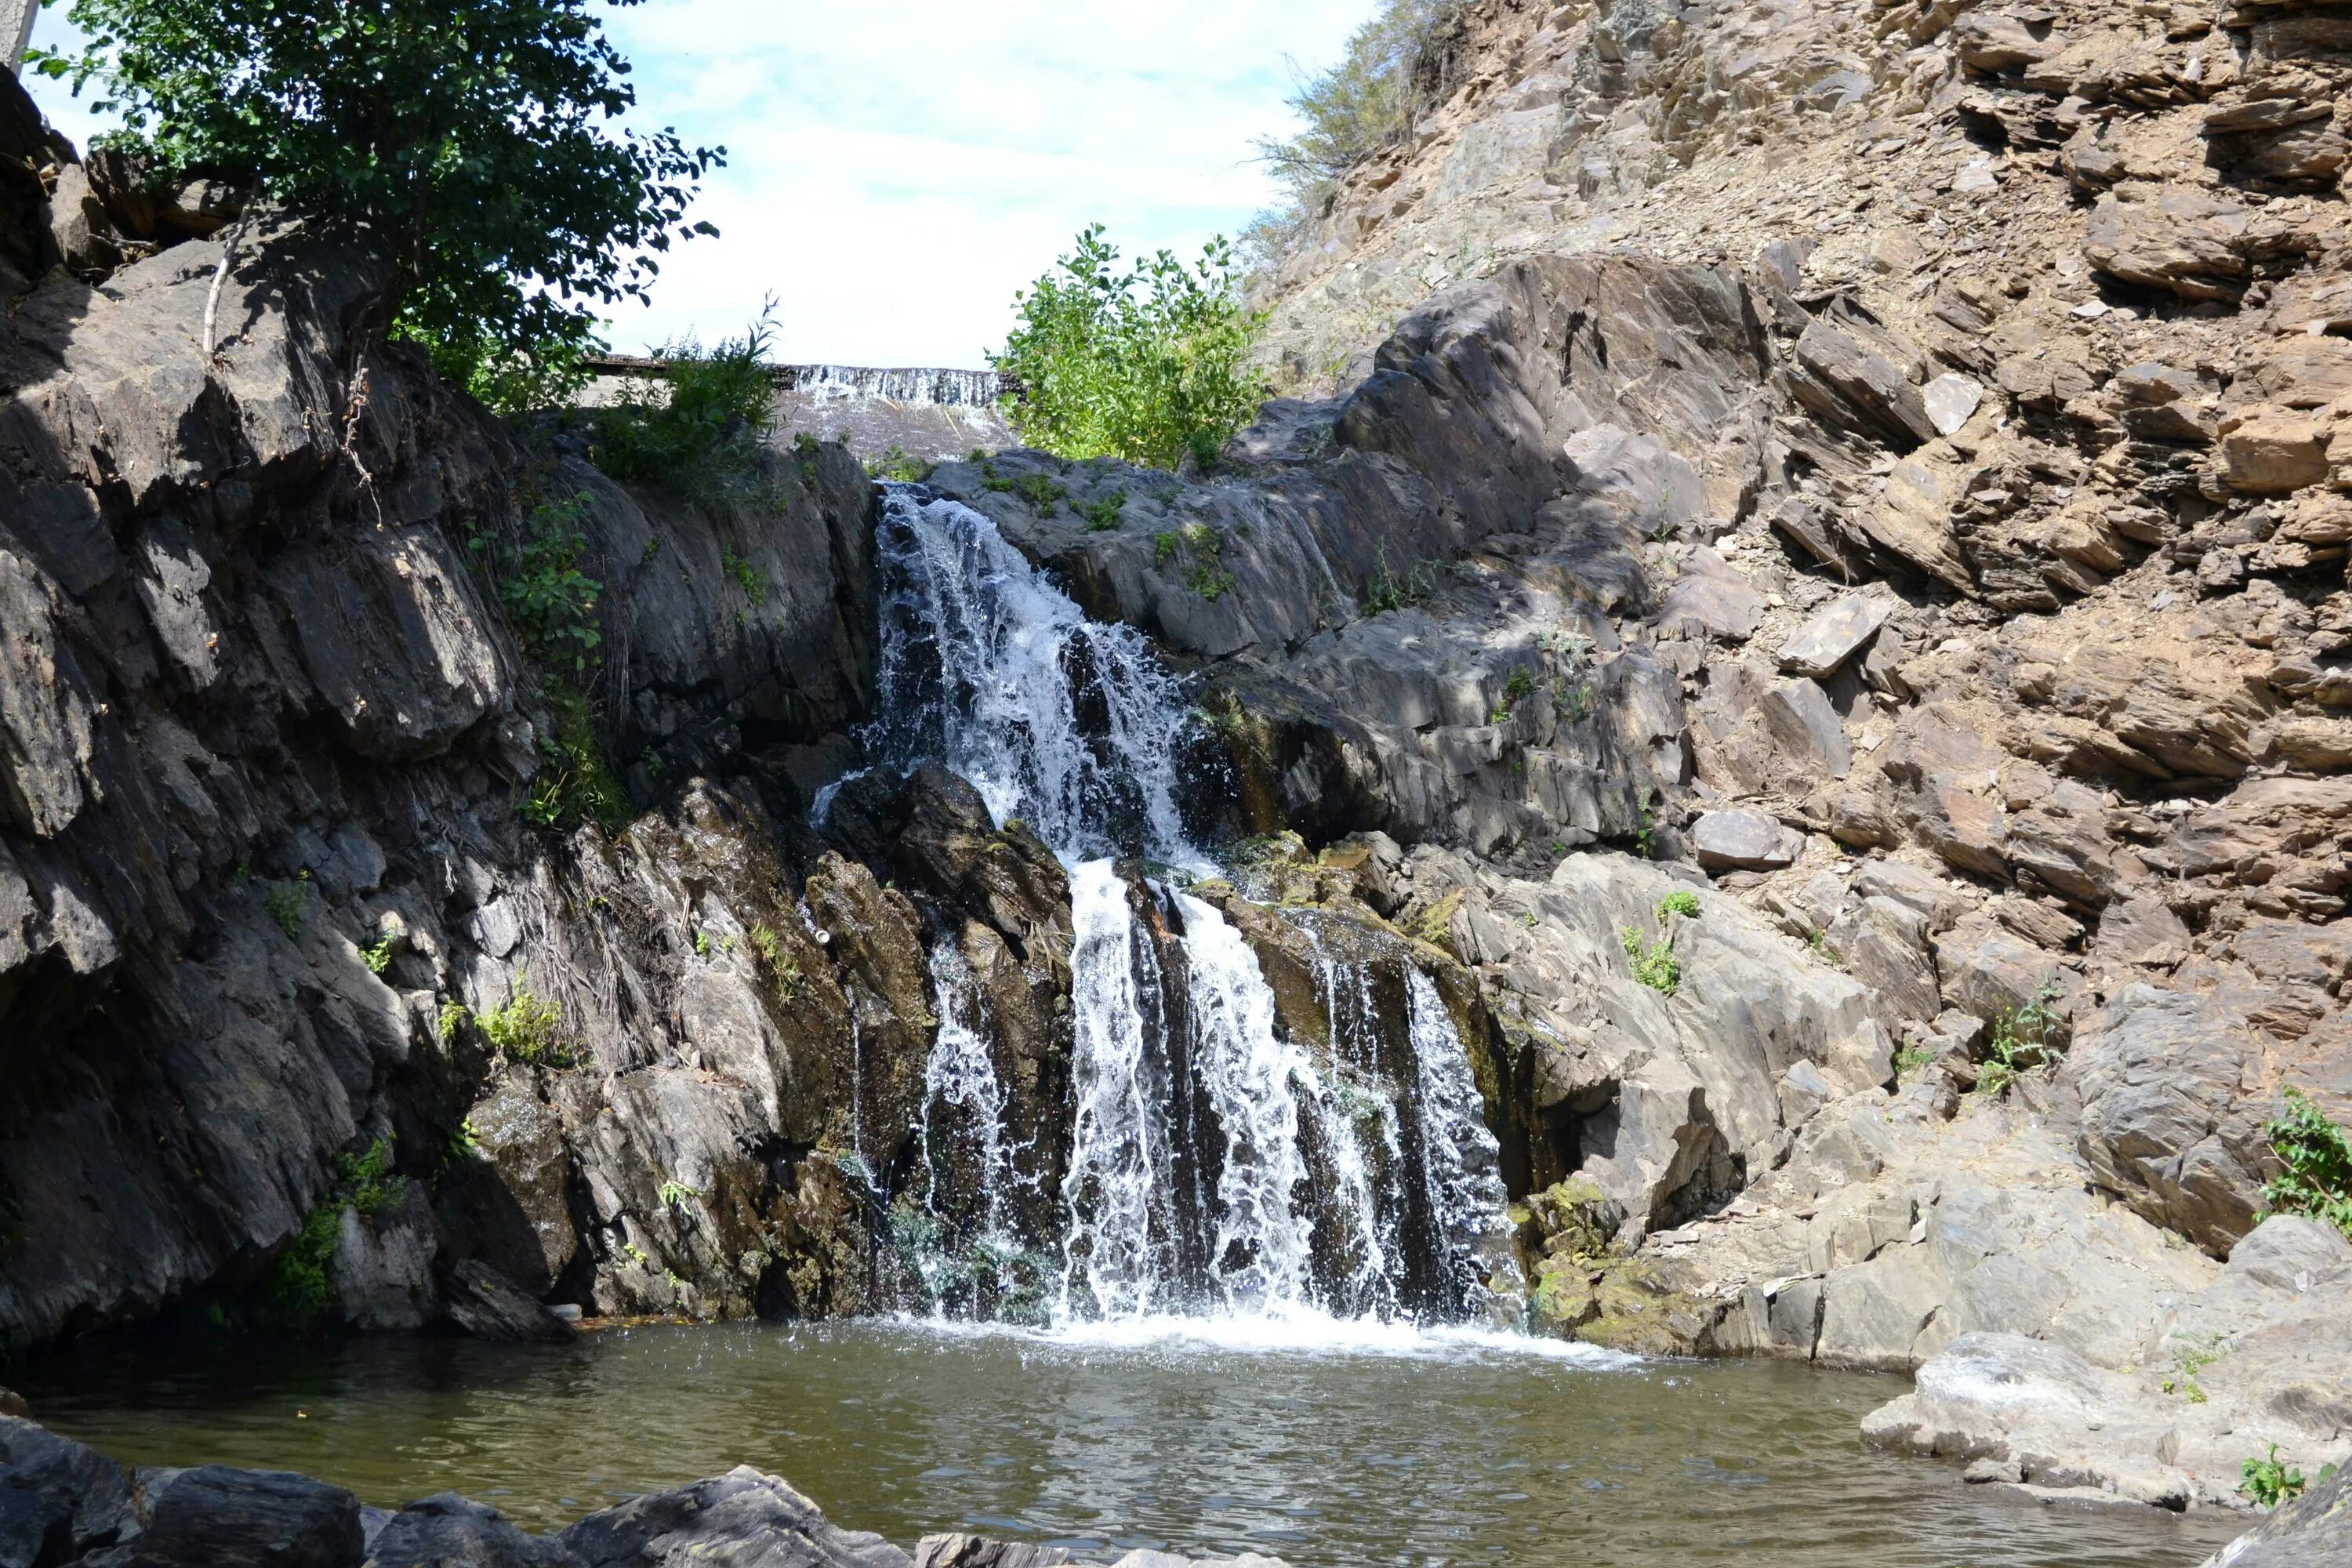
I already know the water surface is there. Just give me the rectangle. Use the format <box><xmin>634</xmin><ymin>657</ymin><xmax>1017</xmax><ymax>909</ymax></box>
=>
<box><xmin>16</xmin><ymin>1317</ymin><xmax>2241</xmax><ymax>1567</ymax></box>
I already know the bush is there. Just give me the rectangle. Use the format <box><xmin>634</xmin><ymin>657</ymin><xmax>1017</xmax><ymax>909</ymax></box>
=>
<box><xmin>2239</xmin><ymin>1445</ymin><xmax>2337</xmax><ymax>1509</ymax></box>
<box><xmin>1247</xmin><ymin>1</ymin><xmax>1470</xmax><ymax>261</ymax></box>
<box><xmin>38</xmin><ymin>0</ymin><xmax>720</xmax><ymax>401</ymax></box>
<box><xmin>2261</xmin><ymin>1087</ymin><xmax>2352</xmax><ymax>1240</ymax></box>
<box><xmin>1622</xmin><ymin>926</ymin><xmax>1680</xmax><ymax>997</ymax></box>
<box><xmin>470</xmin><ymin>493</ymin><xmax>602</xmax><ymax>677</ymax></box>
<box><xmin>591</xmin><ymin>307</ymin><xmax>779</xmax><ymax>502</ymax></box>
<box><xmin>264</xmin><ymin>1137</ymin><xmax>401</xmax><ymax>1325</ymax></box>
<box><xmin>1657</xmin><ymin>891</ymin><xmax>1701</xmax><ymax>921</ymax></box>
<box><xmin>1974</xmin><ymin>981</ymin><xmax>2064</xmax><ymax>1098</ymax></box>
<box><xmin>480</xmin><ymin>981</ymin><xmax>574</xmax><ymax>1066</ymax></box>
<box><xmin>993</xmin><ymin>226</ymin><xmax>1267</xmax><ymax>470</ymax></box>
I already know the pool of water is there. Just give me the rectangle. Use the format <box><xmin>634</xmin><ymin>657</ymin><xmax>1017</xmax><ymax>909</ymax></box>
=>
<box><xmin>13</xmin><ymin>1317</ymin><xmax>2241</xmax><ymax>1567</ymax></box>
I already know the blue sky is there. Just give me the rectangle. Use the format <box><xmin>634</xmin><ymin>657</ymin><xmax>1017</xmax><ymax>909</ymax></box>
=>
<box><xmin>25</xmin><ymin>0</ymin><xmax>1367</xmax><ymax>366</ymax></box>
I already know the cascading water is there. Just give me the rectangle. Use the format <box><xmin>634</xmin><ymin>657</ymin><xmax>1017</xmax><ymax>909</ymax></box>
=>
<box><xmin>852</xmin><ymin>485</ymin><xmax>1525</xmax><ymax>1333</ymax></box>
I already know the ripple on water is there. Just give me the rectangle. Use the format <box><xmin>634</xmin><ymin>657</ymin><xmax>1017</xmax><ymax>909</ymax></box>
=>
<box><xmin>16</xmin><ymin>1320</ymin><xmax>2244</xmax><ymax>1568</ymax></box>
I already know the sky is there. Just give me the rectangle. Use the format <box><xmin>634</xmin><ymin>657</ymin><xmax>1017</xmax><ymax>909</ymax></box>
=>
<box><xmin>24</xmin><ymin>0</ymin><xmax>1369</xmax><ymax>367</ymax></box>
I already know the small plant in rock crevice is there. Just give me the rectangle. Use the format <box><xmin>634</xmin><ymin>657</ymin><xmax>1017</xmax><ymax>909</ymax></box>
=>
<box><xmin>1974</xmin><ymin>980</ymin><xmax>2065</xmax><ymax>1098</ymax></box>
<box><xmin>865</xmin><ymin>445</ymin><xmax>931</xmax><ymax>484</ymax></box>
<box><xmin>2239</xmin><ymin>1444</ymin><xmax>2336</xmax><ymax>1509</ymax></box>
<box><xmin>1622</xmin><ymin>892</ymin><xmax>1697</xmax><ymax>997</ymax></box>
<box><xmin>359</xmin><ymin>926</ymin><xmax>401</xmax><ymax>975</ymax></box>
<box><xmin>2259</xmin><ymin>1087</ymin><xmax>2352</xmax><ymax>1240</ymax></box>
<box><xmin>1363</xmin><ymin>540</ymin><xmax>1432</xmax><ymax>613</ymax></box>
<box><xmin>264</xmin><ymin>1136</ymin><xmax>402</xmax><ymax>1327</ymax></box>
<box><xmin>2161</xmin><ymin>1334</ymin><xmax>2221</xmax><ymax>1403</ymax></box>
<box><xmin>1079</xmin><ymin>490</ymin><xmax>1127</xmax><ymax>532</ymax></box>
<box><xmin>720</xmin><ymin>546</ymin><xmax>768</xmax><ymax>608</ymax></box>
<box><xmin>479</xmin><ymin>981</ymin><xmax>575</xmax><ymax>1067</ymax></box>
<box><xmin>470</xmin><ymin>492</ymin><xmax>602</xmax><ymax>677</ymax></box>
<box><xmin>263</xmin><ymin>873</ymin><xmax>310</xmax><ymax>941</ymax></box>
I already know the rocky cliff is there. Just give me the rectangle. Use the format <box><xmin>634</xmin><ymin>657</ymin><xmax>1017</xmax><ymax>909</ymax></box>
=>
<box><xmin>3</xmin><ymin>0</ymin><xmax>2351</xmax><ymax>1526</ymax></box>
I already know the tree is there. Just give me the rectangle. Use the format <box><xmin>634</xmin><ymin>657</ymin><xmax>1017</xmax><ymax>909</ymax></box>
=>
<box><xmin>992</xmin><ymin>225</ymin><xmax>1266</xmax><ymax>470</ymax></box>
<box><xmin>35</xmin><ymin>0</ymin><xmax>721</xmax><ymax>409</ymax></box>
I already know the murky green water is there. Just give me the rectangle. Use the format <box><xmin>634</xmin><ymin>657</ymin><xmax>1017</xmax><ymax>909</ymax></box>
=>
<box><xmin>15</xmin><ymin>1317</ymin><xmax>2239</xmax><ymax>1567</ymax></box>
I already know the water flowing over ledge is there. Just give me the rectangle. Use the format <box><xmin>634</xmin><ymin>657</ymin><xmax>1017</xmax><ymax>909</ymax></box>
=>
<box><xmin>851</xmin><ymin>485</ymin><xmax>1525</xmax><ymax>1340</ymax></box>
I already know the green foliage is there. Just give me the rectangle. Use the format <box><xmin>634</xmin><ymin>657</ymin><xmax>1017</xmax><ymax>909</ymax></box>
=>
<box><xmin>480</xmin><ymin>981</ymin><xmax>573</xmax><ymax>1066</ymax></box>
<box><xmin>720</xmin><ymin>546</ymin><xmax>769</xmax><ymax>606</ymax></box>
<box><xmin>993</xmin><ymin>225</ymin><xmax>1267</xmax><ymax>470</ymax></box>
<box><xmin>263</xmin><ymin>873</ymin><xmax>310</xmax><ymax>941</ymax></box>
<box><xmin>1622</xmin><ymin>926</ymin><xmax>1680</xmax><ymax>996</ymax></box>
<box><xmin>264</xmin><ymin>1137</ymin><xmax>400</xmax><ymax>1326</ymax></box>
<box><xmin>2240</xmin><ymin>1445</ymin><xmax>2318</xmax><ymax>1509</ymax></box>
<box><xmin>1363</xmin><ymin>542</ymin><xmax>1432</xmax><ymax>614</ymax></box>
<box><xmin>524</xmin><ymin>682</ymin><xmax>628</xmax><ymax>833</ymax></box>
<box><xmin>1490</xmin><ymin>668</ymin><xmax>1537</xmax><ymax>724</ymax></box>
<box><xmin>1657</xmin><ymin>891</ymin><xmax>1701</xmax><ymax>921</ymax></box>
<box><xmin>436</xmin><ymin>1117</ymin><xmax>481</xmax><ymax>1183</ymax></box>
<box><xmin>1079</xmin><ymin>491</ymin><xmax>1127</xmax><ymax>532</ymax></box>
<box><xmin>1975</xmin><ymin>981</ymin><xmax>2065</xmax><ymax>1098</ymax></box>
<box><xmin>591</xmin><ymin>308</ymin><xmax>778</xmax><ymax>503</ymax></box>
<box><xmin>38</xmin><ymin>0</ymin><xmax>720</xmax><ymax>392</ymax></box>
<box><xmin>470</xmin><ymin>493</ymin><xmax>602</xmax><ymax>677</ymax></box>
<box><xmin>658</xmin><ymin>1178</ymin><xmax>699</xmax><ymax>1208</ymax></box>
<box><xmin>437</xmin><ymin>1000</ymin><xmax>470</xmax><ymax>1042</ymax></box>
<box><xmin>2162</xmin><ymin>1335</ymin><xmax>2221</xmax><ymax>1403</ymax></box>
<box><xmin>2260</xmin><ymin>1087</ymin><xmax>2352</xmax><ymax>1240</ymax></box>
<box><xmin>1893</xmin><ymin>1043</ymin><xmax>1936</xmax><ymax>1080</ymax></box>
<box><xmin>1013</xmin><ymin>472</ymin><xmax>1068</xmax><ymax>513</ymax></box>
<box><xmin>1634</xmin><ymin>802</ymin><xmax>1657</xmax><ymax>862</ymax></box>
<box><xmin>692</xmin><ymin>928</ymin><xmax>711</xmax><ymax>957</ymax></box>
<box><xmin>359</xmin><ymin>926</ymin><xmax>401</xmax><ymax>975</ymax></box>
<box><xmin>1246</xmin><ymin>1</ymin><xmax>1469</xmax><ymax>263</ymax></box>
<box><xmin>865</xmin><ymin>445</ymin><xmax>932</xmax><ymax>483</ymax></box>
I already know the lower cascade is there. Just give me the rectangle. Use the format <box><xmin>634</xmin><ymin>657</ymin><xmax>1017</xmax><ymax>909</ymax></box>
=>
<box><xmin>866</xmin><ymin>487</ymin><xmax>1520</xmax><ymax>1332</ymax></box>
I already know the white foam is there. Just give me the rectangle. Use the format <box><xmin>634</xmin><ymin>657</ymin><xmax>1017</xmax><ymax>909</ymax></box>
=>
<box><xmin>876</xmin><ymin>1305</ymin><xmax>1642</xmax><ymax>1369</ymax></box>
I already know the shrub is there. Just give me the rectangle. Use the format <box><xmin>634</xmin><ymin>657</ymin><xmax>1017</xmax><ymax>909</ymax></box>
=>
<box><xmin>866</xmin><ymin>445</ymin><xmax>931</xmax><ymax>484</ymax></box>
<box><xmin>524</xmin><ymin>684</ymin><xmax>628</xmax><ymax>834</ymax></box>
<box><xmin>993</xmin><ymin>225</ymin><xmax>1267</xmax><ymax>470</ymax></box>
<box><xmin>1363</xmin><ymin>542</ymin><xmax>1432</xmax><ymax>612</ymax></box>
<box><xmin>1079</xmin><ymin>491</ymin><xmax>1127</xmax><ymax>532</ymax></box>
<box><xmin>38</xmin><ymin>0</ymin><xmax>720</xmax><ymax>403</ymax></box>
<box><xmin>1622</xmin><ymin>926</ymin><xmax>1680</xmax><ymax>997</ymax></box>
<box><xmin>264</xmin><ymin>1137</ymin><xmax>401</xmax><ymax>1325</ymax></box>
<box><xmin>470</xmin><ymin>493</ymin><xmax>602</xmax><ymax>677</ymax></box>
<box><xmin>1246</xmin><ymin>1</ymin><xmax>1470</xmax><ymax>263</ymax></box>
<box><xmin>480</xmin><ymin>981</ymin><xmax>573</xmax><ymax>1066</ymax></box>
<box><xmin>1975</xmin><ymin>980</ymin><xmax>2065</xmax><ymax>1098</ymax></box>
<box><xmin>591</xmin><ymin>307</ymin><xmax>779</xmax><ymax>502</ymax></box>
<box><xmin>359</xmin><ymin>927</ymin><xmax>401</xmax><ymax>975</ymax></box>
<box><xmin>2260</xmin><ymin>1087</ymin><xmax>2352</xmax><ymax>1240</ymax></box>
<box><xmin>263</xmin><ymin>873</ymin><xmax>309</xmax><ymax>941</ymax></box>
<box><xmin>2239</xmin><ymin>1445</ymin><xmax>2336</xmax><ymax>1509</ymax></box>
<box><xmin>1657</xmin><ymin>891</ymin><xmax>1701</xmax><ymax>921</ymax></box>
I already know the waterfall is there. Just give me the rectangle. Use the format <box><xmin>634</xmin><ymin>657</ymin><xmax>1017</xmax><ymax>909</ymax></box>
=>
<box><xmin>856</xmin><ymin>486</ymin><xmax>1523</xmax><ymax>1333</ymax></box>
<box><xmin>782</xmin><ymin>365</ymin><xmax>1004</xmax><ymax>407</ymax></box>
<box><xmin>862</xmin><ymin>485</ymin><xmax>1196</xmax><ymax>866</ymax></box>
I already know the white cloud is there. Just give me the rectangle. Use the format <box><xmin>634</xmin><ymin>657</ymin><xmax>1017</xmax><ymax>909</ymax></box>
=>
<box><xmin>22</xmin><ymin>0</ymin><xmax>1367</xmax><ymax>366</ymax></box>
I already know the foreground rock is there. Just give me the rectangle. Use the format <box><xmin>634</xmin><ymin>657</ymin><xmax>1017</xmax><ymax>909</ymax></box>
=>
<box><xmin>2201</xmin><ymin>1460</ymin><xmax>2352</xmax><ymax>1568</ymax></box>
<box><xmin>0</xmin><ymin>1414</ymin><xmax>1286</xmax><ymax>1568</ymax></box>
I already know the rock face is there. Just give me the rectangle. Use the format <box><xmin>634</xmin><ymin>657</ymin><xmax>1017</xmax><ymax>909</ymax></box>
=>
<box><xmin>0</xmin><ymin>79</ymin><xmax>1071</xmax><ymax>1347</ymax></box>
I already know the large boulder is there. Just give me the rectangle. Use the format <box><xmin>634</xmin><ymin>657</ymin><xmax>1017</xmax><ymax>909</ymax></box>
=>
<box><xmin>83</xmin><ymin>1465</ymin><xmax>364</xmax><ymax>1568</ymax></box>
<box><xmin>2065</xmin><ymin>987</ymin><xmax>2273</xmax><ymax>1257</ymax></box>
<box><xmin>559</xmin><ymin>1468</ymin><xmax>911</xmax><ymax>1568</ymax></box>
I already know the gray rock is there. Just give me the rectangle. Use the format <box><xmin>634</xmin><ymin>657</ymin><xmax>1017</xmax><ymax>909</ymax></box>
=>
<box><xmin>1759</xmin><ymin>679</ymin><xmax>1852</xmax><ymax>779</ymax></box>
<box><xmin>82</xmin><ymin>1465</ymin><xmax>363</xmax><ymax>1567</ymax></box>
<box><xmin>1691</xmin><ymin>809</ymin><xmax>1800</xmax><ymax>871</ymax></box>
<box><xmin>441</xmin><ymin>1261</ymin><xmax>576</xmax><ymax>1345</ymax></box>
<box><xmin>1824</xmin><ymin>896</ymin><xmax>1942</xmax><ymax>1039</ymax></box>
<box><xmin>2201</xmin><ymin>1450</ymin><xmax>2352</xmax><ymax>1566</ymax></box>
<box><xmin>2066</xmin><ymin>987</ymin><xmax>2269</xmax><ymax>1256</ymax></box>
<box><xmin>1777</xmin><ymin>594</ymin><xmax>1895</xmax><ymax>680</ymax></box>
<box><xmin>0</xmin><ymin>1413</ymin><xmax>140</xmax><ymax>1561</ymax></box>
<box><xmin>561</xmin><ymin>1467</ymin><xmax>912</xmax><ymax>1568</ymax></box>
<box><xmin>913</xmin><ymin>1539</ymin><xmax>1074</xmax><ymax>1568</ymax></box>
<box><xmin>1922</xmin><ymin>374</ymin><xmax>1984</xmax><ymax>437</ymax></box>
<box><xmin>365</xmin><ymin>1494</ymin><xmax>580</xmax><ymax>1568</ymax></box>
